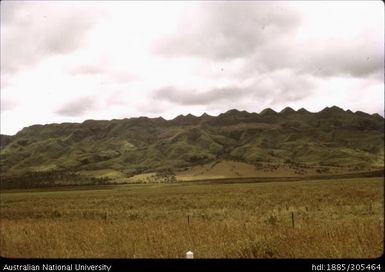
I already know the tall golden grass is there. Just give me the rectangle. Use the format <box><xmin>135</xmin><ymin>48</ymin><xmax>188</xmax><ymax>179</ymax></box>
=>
<box><xmin>0</xmin><ymin>177</ymin><xmax>383</xmax><ymax>258</ymax></box>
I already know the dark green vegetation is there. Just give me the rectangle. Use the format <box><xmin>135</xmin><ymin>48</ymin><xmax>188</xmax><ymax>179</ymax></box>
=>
<box><xmin>1</xmin><ymin>106</ymin><xmax>384</xmax><ymax>188</ymax></box>
<box><xmin>1</xmin><ymin>177</ymin><xmax>383</xmax><ymax>258</ymax></box>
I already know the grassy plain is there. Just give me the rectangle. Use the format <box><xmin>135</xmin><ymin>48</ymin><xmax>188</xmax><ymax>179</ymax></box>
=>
<box><xmin>0</xmin><ymin>177</ymin><xmax>383</xmax><ymax>258</ymax></box>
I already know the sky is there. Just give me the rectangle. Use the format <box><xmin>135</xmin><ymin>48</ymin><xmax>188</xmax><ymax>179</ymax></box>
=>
<box><xmin>1</xmin><ymin>1</ymin><xmax>384</xmax><ymax>135</ymax></box>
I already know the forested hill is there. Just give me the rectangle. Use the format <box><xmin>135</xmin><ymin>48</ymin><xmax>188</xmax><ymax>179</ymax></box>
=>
<box><xmin>0</xmin><ymin>106</ymin><xmax>383</xmax><ymax>187</ymax></box>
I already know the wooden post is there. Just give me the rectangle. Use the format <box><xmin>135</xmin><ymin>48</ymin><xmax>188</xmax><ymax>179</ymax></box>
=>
<box><xmin>291</xmin><ymin>212</ymin><xmax>294</xmax><ymax>229</ymax></box>
<box><xmin>187</xmin><ymin>215</ymin><xmax>190</xmax><ymax>226</ymax></box>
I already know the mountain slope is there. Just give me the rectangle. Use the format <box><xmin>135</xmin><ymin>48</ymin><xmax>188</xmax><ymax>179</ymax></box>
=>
<box><xmin>1</xmin><ymin>107</ymin><xmax>383</xmax><ymax>187</ymax></box>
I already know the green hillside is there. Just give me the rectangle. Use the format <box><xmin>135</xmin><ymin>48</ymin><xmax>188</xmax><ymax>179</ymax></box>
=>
<box><xmin>1</xmin><ymin>106</ymin><xmax>383</xmax><ymax>187</ymax></box>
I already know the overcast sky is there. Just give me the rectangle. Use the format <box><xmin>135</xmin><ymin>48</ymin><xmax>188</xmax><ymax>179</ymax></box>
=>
<box><xmin>1</xmin><ymin>1</ymin><xmax>383</xmax><ymax>135</ymax></box>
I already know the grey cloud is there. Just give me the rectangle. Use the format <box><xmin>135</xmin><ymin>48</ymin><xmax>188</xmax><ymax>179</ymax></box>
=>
<box><xmin>368</xmin><ymin>70</ymin><xmax>384</xmax><ymax>82</ymax></box>
<box><xmin>1</xmin><ymin>2</ymin><xmax>98</xmax><ymax>74</ymax></box>
<box><xmin>265</xmin><ymin>72</ymin><xmax>314</xmax><ymax>104</ymax></box>
<box><xmin>154</xmin><ymin>72</ymin><xmax>314</xmax><ymax>107</ymax></box>
<box><xmin>153</xmin><ymin>2</ymin><xmax>300</xmax><ymax>60</ymax></box>
<box><xmin>154</xmin><ymin>1</ymin><xmax>382</xmax><ymax>81</ymax></box>
<box><xmin>245</xmin><ymin>29</ymin><xmax>383</xmax><ymax>80</ymax></box>
<box><xmin>106</xmin><ymin>91</ymin><xmax>132</xmax><ymax>106</ymax></box>
<box><xmin>56</xmin><ymin>97</ymin><xmax>97</xmax><ymax>117</ymax></box>
<box><xmin>1</xmin><ymin>75</ymin><xmax>12</xmax><ymax>89</ymax></box>
<box><xmin>1</xmin><ymin>99</ymin><xmax>18</xmax><ymax>112</ymax></box>
<box><xmin>268</xmin><ymin>46</ymin><xmax>377</xmax><ymax>83</ymax></box>
<box><xmin>137</xmin><ymin>100</ymin><xmax>171</xmax><ymax>115</ymax></box>
<box><xmin>68</xmin><ymin>64</ymin><xmax>140</xmax><ymax>84</ymax></box>
<box><xmin>69</xmin><ymin>65</ymin><xmax>105</xmax><ymax>76</ymax></box>
<box><xmin>154</xmin><ymin>86</ymin><xmax>251</xmax><ymax>106</ymax></box>
<box><xmin>0</xmin><ymin>1</ymin><xmax>21</xmax><ymax>26</ymax></box>
<box><xmin>111</xmin><ymin>72</ymin><xmax>140</xmax><ymax>83</ymax></box>
<box><xmin>300</xmin><ymin>44</ymin><xmax>383</xmax><ymax>79</ymax></box>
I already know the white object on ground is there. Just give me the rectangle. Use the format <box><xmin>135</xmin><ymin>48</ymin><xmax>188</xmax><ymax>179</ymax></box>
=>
<box><xmin>186</xmin><ymin>251</ymin><xmax>194</xmax><ymax>259</ymax></box>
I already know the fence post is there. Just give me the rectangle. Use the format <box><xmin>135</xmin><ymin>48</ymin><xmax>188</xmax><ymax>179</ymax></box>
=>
<box><xmin>186</xmin><ymin>251</ymin><xmax>194</xmax><ymax>259</ymax></box>
<box><xmin>291</xmin><ymin>212</ymin><xmax>294</xmax><ymax>229</ymax></box>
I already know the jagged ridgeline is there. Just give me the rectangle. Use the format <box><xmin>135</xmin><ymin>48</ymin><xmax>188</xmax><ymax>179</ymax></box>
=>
<box><xmin>0</xmin><ymin>106</ymin><xmax>384</xmax><ymax>188</ymax></box>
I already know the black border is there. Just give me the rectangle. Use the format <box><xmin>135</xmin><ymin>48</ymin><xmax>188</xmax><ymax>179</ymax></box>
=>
<box><xmin>1</xmin><ymin>1</ymin><xmax>385</xmax><ymax>272</ymax></box>
<box><xmin>1</xmin><ymin>257</ymin><xmax>384</xmax><ymax>272</ymax></box>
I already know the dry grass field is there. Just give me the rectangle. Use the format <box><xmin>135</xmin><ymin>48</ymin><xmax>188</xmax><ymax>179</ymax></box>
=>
<box><xmin>0</xmin><ymin>177</ymin><xmax>383</xmax><ymax>258</ymax></box>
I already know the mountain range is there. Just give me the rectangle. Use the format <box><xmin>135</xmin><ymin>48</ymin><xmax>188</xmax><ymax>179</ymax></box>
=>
<box><xmin>0</xmin><ymin>106</ymin><xmax>384</xmax><ymax>187</ymax></box>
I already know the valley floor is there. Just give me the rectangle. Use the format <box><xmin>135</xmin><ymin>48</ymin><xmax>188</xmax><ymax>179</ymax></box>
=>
<box><xmin>0</xmin><ymin>176</ymin><xmax>383</xmax><ymax>258</ymax></box>
<box><xmin>99</xmin><ymin>160</ymin><xmax>382</xmax><ymax>184</ymax></box>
